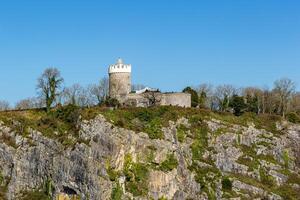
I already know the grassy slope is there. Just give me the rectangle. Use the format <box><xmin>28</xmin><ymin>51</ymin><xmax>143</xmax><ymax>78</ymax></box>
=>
<box><xmin>0</xmin><ymin>106</ymin><xmax>299</xmax><ymax>199</ymax></box>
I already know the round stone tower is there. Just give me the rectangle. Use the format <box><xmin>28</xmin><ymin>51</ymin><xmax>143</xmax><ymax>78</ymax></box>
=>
<box><xmin>108</xmin><ymin>58</ymin><xmax>131</xmax><ymax>98</ymax></box>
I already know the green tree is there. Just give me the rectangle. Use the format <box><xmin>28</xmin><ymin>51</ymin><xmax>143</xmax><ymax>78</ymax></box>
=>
<box><xmin>229</xmin><ymin>95</ymin><xmax>247</xmax><ymax>116</ymax></box>
<box><xmin>183</xmin><ymin>87</ymin><xmax>199</xmax><ymax>107</ymax></box>
<box><xmin>246</xmin><ymin>94</ymin><xmax>259</xmax><ymax>114</ymax></box>
<box><xmin>199</xmin><ymin>91</ymin><xmax>207</xmax><ymax>109</ymax></box>
<box><xmin>37</xmin><ymin>68</ymin><xmax>64</xmax><ymax>112</ymax></box>
<box><xmin>220</xmin><ymin>95</ymin><xmax>229</xmax><ymax>111</ymax></box>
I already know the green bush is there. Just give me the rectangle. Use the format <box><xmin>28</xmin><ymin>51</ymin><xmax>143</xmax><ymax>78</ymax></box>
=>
<box><xmin>105</xmin><ymin>98</ymin><xmax>120</xmax><ymax>108</ymax></box>
<box><xmin>191</xmin><ymin>124</ymin><xmax>209</xmax><ymax>160</ymax></box>
<box><xmin>229</xmin><ymin>95</ymin><xmax>247</xmax><ymax>116</ymax></box>
<box><xmin>111</xmin><ymin>183</ymin><xmax>123</xmax><ymax>200</ymax></box>
<box><xmin>259</xmin><ymin>168</ymin><xmax>276</xmax><ymax>187</ymax></box>
<box><xmin>282</xmin><ymin>150</ymin><xmax>290</xmax><ymax>168</ymax></box>
<box><xmin>124</xmin><ymin>154</ymin><xmax>149</xmax><ymax>197</ymax></box>
<box><xmin>19</xmin><ymin>191</ymin><xmax>50</xmax><ymax>200</ymax></box>
<box><xmin>0</xmin><ymin>171</ymin><xmax>3</xmax><ymax>185</ymax></box>
<box><xmin>51</xmin><ymin>104</ymin><xmax>81</xmax><ymax>126</ymax></box>
<box><xmin>222</xmin><ymin>177</ymin><xmax>232</xmax><ymax>191</ymax></box>
<box><xmin>159</xmin><ymin>154</ymin><xmax>178</xmax><ymax>172</ymax></box>
<box><xmin>277</xmin><ymin>184</ymin><xmax>300</xmax><ymax>200</ymax></box>
<box><xmin>145</xmin><ymin>118</ymin><xmax>164</xmax><ymax>139</ymax></box>
<box><xmin>177</xmin><ymin>124</ymin><xmax>188</xmax><ymax>143</ymax></box>
<box><xmin>182</xmin><ymin>87</ymin><xmax>198</xmax><ymax>107</ymax></box>
<box><xmin>158</xmin><ymin>196</ymin><xmax>168</xmax><ymax>200</ymax></box>
<box><xmin>286</xmin><ymin>112</ymin><xmax>300</xmax><ymax>124</ymax></box>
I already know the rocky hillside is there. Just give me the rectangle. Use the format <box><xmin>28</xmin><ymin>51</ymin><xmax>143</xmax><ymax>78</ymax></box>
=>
<box><xmin>0</xmin><ymin>106</ymin><xmax>299</xmax><ymax>200</ymax></box>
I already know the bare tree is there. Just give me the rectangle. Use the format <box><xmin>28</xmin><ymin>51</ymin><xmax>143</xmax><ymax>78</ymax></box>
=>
<box><xmin>89</xmin><ymin>77</ymin><xmax>109</xmax><ymax>105</ymax></box>
<box><xmin>290</xmin><ymin>92</ymin><xmax>300</xmax><ymax>114</ymax></box>
<box><xmin>214</xmin><ymin>84</ymin><xmax>238</xmax><ymax>111</ymax></box>
<box><xmin>143</xmin><ymin>90</ymin><xmax>161</xmax><ymax>107</ymax></box>
<box><xmin>61</xmin><ymin>84</ymin><xmax>95</xmax><ymax>107</ymax></box>
<box><xmin>273</xmin><ymin>78</ymin><xmax>296</xmax><ymax>118</ymax></box>
<box><xmin>77</xmin><ymin>87</ymin><xmax>94</xmax><ymax>107</ymax></box>
<box><xmin>0</xmin><ymin>100</ymin><xmax>10</xmax><ymax>111</ymax></box>
<box><xmin>242</xmin><ymin>87</ymin><xmax>264</xmax><ymax>114</ymax></box>
<box><xmin>62</xmin><ymin>84</ymin><xmax>83</xmax><ymax>105</ymax></box>
<box><xmin>37</xmin><ymin>68</ymin><xmax>64</xmax><ymax>112</ymax></box>
<box><xmin>15</xmin><ymin>97</ymin><xmax>42</xmax><ymax>110</ymax></box>
<box><xmin>195</xmin><ymin>83</ymin><xmax>214</xmax><ymax>109</ymax></box>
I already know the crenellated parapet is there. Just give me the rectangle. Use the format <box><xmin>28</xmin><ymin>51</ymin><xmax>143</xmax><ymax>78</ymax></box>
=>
<box><xmin>108</xmin><ymin>58</ymin><xmax>131</xmax><ymax>74</ymax></box>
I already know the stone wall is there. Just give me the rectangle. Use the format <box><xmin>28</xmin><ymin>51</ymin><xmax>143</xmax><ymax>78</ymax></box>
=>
<box><xmin>122</xmin><ymin>92</ymin><xmax>191</xmax><ymax>108</ymax></box>
<box><xmin>159</xmin><ymin>93</ymin><xmax>191</xmax><ymax>108</ymax></box>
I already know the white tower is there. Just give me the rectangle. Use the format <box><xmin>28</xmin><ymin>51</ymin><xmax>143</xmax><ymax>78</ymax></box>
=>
<box><xmin>108</xmin><ymin>58</ymin><xmax>132</xmax><ymax>98</ymax></box>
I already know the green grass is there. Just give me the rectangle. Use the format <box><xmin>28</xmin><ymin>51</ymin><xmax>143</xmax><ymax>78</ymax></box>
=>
<box><xmin>188</xmin><ymin>161</ymin><xmax>221</xmax><ymax>200</ymax></box>
<box><xmin>111</xmin><ymin>183</ymin><xmax>123</xmax><ymax>200</ymax></box>
<box><xmin>177</xmin><ymin>124</ymin><xmax>188</xmax><ymax>143</ymax></box>
<box><xmin>0</xmin><ymin>175</ymin><xmax>7</xmax><ymax>200</ymax></box>
<box><xmin>259</xmin><ymin>168</ymin><xmax>276</xmax><ymax>188</ymax></box>
<box><xmin>124</xmin><ymin>154</ymin><xmax>149</xmax><ymax>197</ymax></box>
<box><xmin>19</xmin><ymin>190</ymin><xmax>50</xmax><ymax>200</ymax></box>
<box><xmin>190</xmin><ymin>124</ymin><xmax>209</xmax><ymax>161</ymax></box>
<box><xmin>106</xmin><ymin>160</ymin><xmax>119</xmax><ymax>182</ymax></box>
<box><xmin>0</xmin><ymin>105</ymin><xmax>82</xmax><ymax>148</ymax></box>
<box><xmin>0</xmin><ymin>105</ymin><xmax>285</xmax><ymax>147</ymax></box>
<box><xmin>159</xmin><ymin>154</ymin><xmax>178</xmax><ymax>172</ymax></box>
<box><xmin>282</xmin><ymin>149</ymin><xmax>290</xmax><ymax>168</ymax></box>
<box><xmin>276</xmin><ymin>184</ymin><xmax>300</xmax><ymax>200</ymax></box>
<box><xmin>236</xmin><ymin>156</ymin><xmax>259</xmax><ymax>171</ymax></box>
<box><xmin>229</xmin><ymin>172</ymin><xmax>300</xmax><ymax>200</ymax></box>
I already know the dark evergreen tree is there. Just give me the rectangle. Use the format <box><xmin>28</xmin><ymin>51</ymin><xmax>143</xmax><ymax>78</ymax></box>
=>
<box><xmin>199</xmin><ymin>91</ymin><xmax>207</xmax><ymax>109</ymax></box>
<box><xmin>229</xmin><ymin>95</ymin><xmax>247</xmax><ymax>116</ymax></box>
<box><xmin>246</xmin><ymin>94</ymin><xmax>259</xmax><ymax>114</ymax></box>
<box><xmin>220</xmin><ymin>95</ymin><xmax>229</xmax><ymax>111</ymax></box>
<box><xmin>183</xmin><ymin>87</ymin><xmax>199</xmax><ymax>107</ymax></box>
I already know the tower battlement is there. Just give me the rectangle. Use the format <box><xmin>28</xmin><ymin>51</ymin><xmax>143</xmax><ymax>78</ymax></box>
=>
<box><xmin>108</xmin><ymin>58</ymin><xmax>131</xmax><ymax>74</ymax></box>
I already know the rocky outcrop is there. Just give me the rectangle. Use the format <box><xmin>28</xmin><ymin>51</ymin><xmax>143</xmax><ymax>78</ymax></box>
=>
<box><xmin>0</xmin><ymin>113</ymin><xmax>299</xmax><ymax>200</ymax></box>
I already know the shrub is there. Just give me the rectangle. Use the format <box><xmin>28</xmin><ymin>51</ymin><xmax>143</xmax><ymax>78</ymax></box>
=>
<box><xmin>0</xmin><ymin>171</ymin><xmax>3</xmax><ymax>185</ymax></box>
<box><xmin>229</xmin><ymin>95</ymin><xmax>247</xmax><ymax>116</ymax></box>
<box><xmin>222</xmin><ymin>177</ymin><xmax>232</xmax><ymax>191</ymax></box>
<box><xmin>191</xmin><ymin>124</ymin><xmax>209</xmax><ymax>160</ymax></box>
<box><xmin>182</xmin><ymin>87</ymin><xmax>198</xmax><ymax>107</ymax></box>
<box><xmin>286</xmin><ymin>112</ymin><xmax>300</xmax><ymax>123</ymax></box>
<box><xmin>177</xmin><ymin>124</ymin><xmax>187</xmax><ymax>143</ymax></box>
<box><xmin>282</xmin><ymin>150</ymin><xmax>290</xmax><ymax>168</ymax></box>
<box><xmin>111</xmin><ymin>183</ymin><xmax>123</xmax><ymax>200</ymax></box>
<box><xmin>105</xmin><ymin>98</ymin><xmax>120</xmax><ymax>108</ymax></box>
<box><xmin>124</xmin><ymin>154</ymin><xmax>149</xmax><ymax>196</ymax></box>
<box><xmin>159</xmin><ymin>154</ymin><xmax>178</xmax><ymax>172</ymax></box>
<box><xmin>19</xmin><ymin>191</ymin><xmax>50</xmax><ymax>200</ymax></box>
<box><xmin>259</xmin><ymin>168</ymin><xmax>276</xmax><ymax>187</ymax></box>
<box><xmin>51</xmin><ymin>104</ymin><xmax>81</xmax><ymax>126</ymax></box>
<box><xmin>144</xmin><ymin>118</ymin><xmax>164</xmax><ymax>139</ymax></box>
<box><xmin>106</xmin><ymin>161</ymin><xmax>119</xmax><ymax>181</ymax></box>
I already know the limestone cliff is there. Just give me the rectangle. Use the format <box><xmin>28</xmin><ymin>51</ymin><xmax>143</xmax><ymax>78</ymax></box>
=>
<box><xmin>0</xmin><ymin>107</ymin><xmax>299</xmax><ymax>200</ymax></box>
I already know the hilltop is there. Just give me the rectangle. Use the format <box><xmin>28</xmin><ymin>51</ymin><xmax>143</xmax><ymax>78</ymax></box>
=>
<box><xmin>0</xmin><ymin>106</ymin><xmax>299</xmax><ymax>200</ymax></box>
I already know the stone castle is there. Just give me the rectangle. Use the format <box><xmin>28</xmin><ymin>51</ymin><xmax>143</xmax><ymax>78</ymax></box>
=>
<box><xmin>108</xmin><ymin>58</ymin><xmax>191</xmax><ymax>107</ymax></box>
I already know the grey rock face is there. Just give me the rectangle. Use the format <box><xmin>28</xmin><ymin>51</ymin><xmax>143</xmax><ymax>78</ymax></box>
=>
<box><xmin>0</xmin><ymin>115</ymin><xmax>299</xmax><ymax>200</ymax></box>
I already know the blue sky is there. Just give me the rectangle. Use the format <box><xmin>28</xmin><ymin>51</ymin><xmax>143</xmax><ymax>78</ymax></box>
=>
<box><xmin>0</xmin><ymin>0</ymin><xmax>299</xmax><ymax>104</ymax></box>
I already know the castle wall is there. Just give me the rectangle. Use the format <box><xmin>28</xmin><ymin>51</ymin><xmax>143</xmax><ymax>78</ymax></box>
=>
<box><xmin>109</xmin><ymin>72</ymin><xmax>131</xmax><ymax>98</ymax></box>
<box><xmin>123</xmin><ymin>92</ymin><xmax>191</xmax><ymax>108</ymax></box>
<box><xmin>159</xmin><ymin>93</ymin><xmax>191</xmax><ymax>107</ymax></box>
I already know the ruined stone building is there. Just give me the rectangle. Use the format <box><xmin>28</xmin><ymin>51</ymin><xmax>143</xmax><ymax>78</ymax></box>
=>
<box><xmin>108</xmin><ymin>58</ymin><xmax>191</xmax><ymax>107</ymax></box>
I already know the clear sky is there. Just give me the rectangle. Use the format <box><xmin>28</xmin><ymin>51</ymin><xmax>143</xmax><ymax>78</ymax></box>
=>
<box><xmin>0</xmin><ymin>0</ymin><xmax>299</xmax><ymax>105</ymax></box>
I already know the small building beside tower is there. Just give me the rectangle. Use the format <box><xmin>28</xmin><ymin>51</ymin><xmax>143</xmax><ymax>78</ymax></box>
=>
<box><xmin>108</xmin><ymin>58</ymin><xmax>191</xmax><ymax>108</ymax></box>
